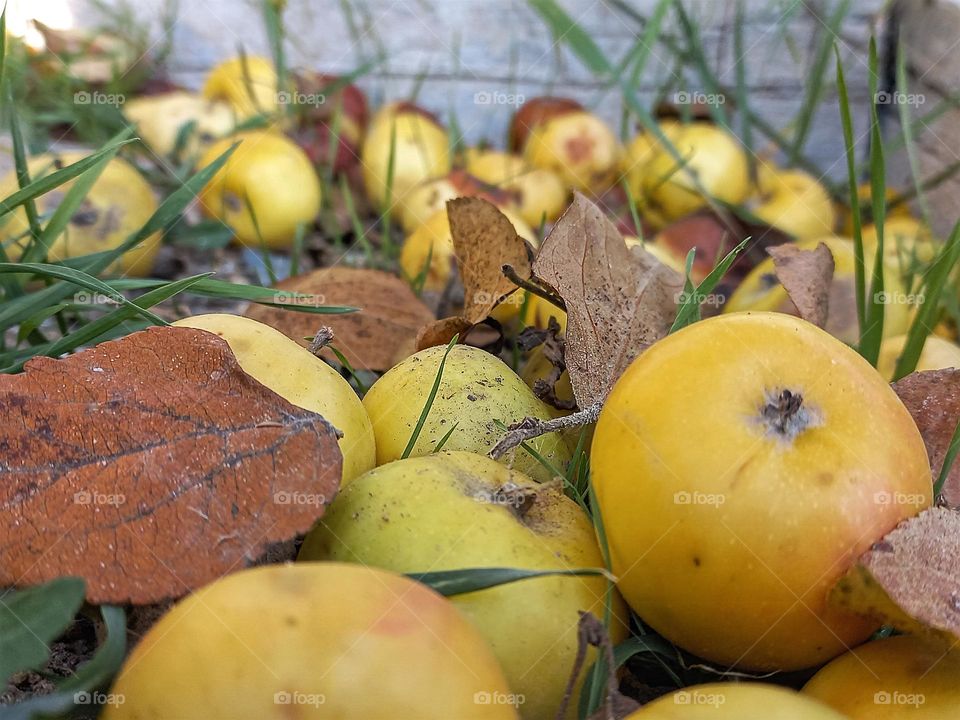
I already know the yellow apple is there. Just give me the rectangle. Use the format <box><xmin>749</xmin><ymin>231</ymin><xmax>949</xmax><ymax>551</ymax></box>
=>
<box><xmin>362</xmin><ymin>344</ymin><xmax>570</xmax><ymax>482</ymax></box>
<box><xmin>361</xmin><ymin>103</ymin><xmax>451</xmax><ymax>209</ymax></box>
<box><xmin>641</xmin><ymin>122</ymin><xmax>750</xmax><ymax>221</ymax></box>
<box><xmin>466</xmin><ymin>149</ymin><xmax>569</xmax><ymax>227</ymax></box>
<box><xmin>724</xmin><ymin>236</ymin><xmax>915</xmax><ymax>344</ymax></box>
<box><xmin>103</xmin><ymin>563</ymin><xmax>517</xmax><ymax>719</ymax></box>
<box><xmin>627</xmin><ymin>683</ymin><xmax>846</xmax><ymax>719</ymax></box>
<box><xmin>299</xmin><ymin>451</ymin><xmax>626</xmax><ymax>720</ymax></box>
<box><xmin>173</xmin><ymin>314</ymin><xmax>375</xmax><ymax>485</ymax></box>
<box><xmin>877</xmin><ymin>334</ymin><xmax>960</xmax><ymax>381</ymax></box>
<box><xmin>202</xmin><ymin>55</ymin><xmax>279</xmax><ymax>121</ymax></box>
<box><xmin>592</xmin><ymin>312</ymin><xmax>932</xmax><ymax>670</ymax></box>
<box><xmin>197</xmin><ymin>130</ymin><xmax>321</xmax><ymax>249</ymax></box>
<box><xmin>752</xmin><ymin>165</ymin><xmax>836</xmax><ymax>239</ymax></box>
<box><xmin>0</xmin><ymin>151</ymin><xmax>160</xmax><ymax>276</ymax></box>
<box><xmin>861</xmin><ymin>216</ymin><xmax>938</xmax><ymax>267</ymax></box>
<box><xmin>523</xmin><ymin>110</ymin><xmax>621</xmax><ymax>192</ymax></box>
<box><xmin>839</xmin><ymin>183</ymin><xmax>912</xmax><ymax>236</ymax></box>
<box><xmin>804</xmin><ymin>635</ymin><xmax>960</xmax><ymax>718</ymax></box>
<box><xmin>397</xmin><ymin>169</ymin><xmax>518</xmax><ymax>233</ymax></box>
<box><xmin>123</xmin><ymin>91</ymin><xmax>235</xmax><ymax>160</ymax></box>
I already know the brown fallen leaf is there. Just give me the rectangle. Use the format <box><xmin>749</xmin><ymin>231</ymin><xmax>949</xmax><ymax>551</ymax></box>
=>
<box><xmin>417</xmin><ymin>198</ymin><xmax>533</xmax><ymax>350</ymax></box>
<box><xmin>893</xmin><ymin>368</ymin><xmax>960</xmax><ymax>508</ymax></box>
<box><xmin>246</xmin><ymin>267</ymin><xmax>434</xmax><ymax>371</ymax></box>
<box><xmin>830</xmin><ymin>507</ymin><xmax>960</xmax><ymax>646</ymax></box>
<box><xmin>767</xmin><ymin>242</ymin><xmax>835</xmax><ymax>329</ymax></box>
<box><xmin>0</xmin><ymin>326</ymin><xmax>341</xmax><ymax>604</ymax></box>
<box><xmin>533</xmin><ymin>192</ymin><xmax>683</xmax><ymax>409</ymax></box>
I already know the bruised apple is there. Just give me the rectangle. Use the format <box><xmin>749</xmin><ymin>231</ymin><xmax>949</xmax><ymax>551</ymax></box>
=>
<box><xmin>362</xmin><ymin>345</ymin><xmax>570</xmax><ymax>482</ymax></box>
<box><xmin>509</xmin><ymin>96</ymin><xmax>583</xmax><ymax>151</ymax></box>
<box><xmin>103</xmin><ymin>563</ymin><xmax>517</xmax><ymax>719</ymax></box>
<box><xmin>523</xmin><ymin>110</ymin><xmax>621</xmax><ymax>192</ymax></box>
<box><xmin>202</xmin><ymin>55</ymin><xmax>280</xmax><ymax>121</ymax></box>
<box><xmin>466</xmin><ymin>149</ymin><xmax>569</xmax><ymax>227</ymax></box>
<box><xmin>197</xmin><ymin>130</ymin><xmax>321</xmax><ymax>249</ymax></box>
<box><xmin>0</xmin><ymin>151</ymin><xmax>160</xmax><ymax>276</ymax></box>
<box><xmin>751</xmin><ymin>165</ymin><xmax>836</xmax><ymax>239</ymax></box>
<box><xmin>123</xmin><ymin>91</ymin><xmax>235</xmax><ymax>160</ymax></box>
<box><xmin>627</xmin><ymin>683</ymin><xmax>846</xmax><ymax>719</ymax></box>
<box><xmin>803</xmin><ymin>635</ymin><xmax>960</xmax><ymax>718</ymax></box>
<box><xmin>398</xmin><ymin>170</ymin><xmax>515</xmax><ymax>232</ymax></box>
<box><xmin>173</xmin><ymin>314</ymin><xmax>375</xmax><ymax>484</ymax></box>
<box><xmin>300</xmin><ymin>451</ymin><xmax>626</xmax><ymax>720</ymax></box>
<box><xmin>592</xmin><ymin>312</ymin><xmax>932</xmax><ymax>670</ymax></box>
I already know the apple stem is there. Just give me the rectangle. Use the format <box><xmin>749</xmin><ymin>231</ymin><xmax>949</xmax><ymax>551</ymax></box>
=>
<box><xmin>489</xmin><ymin>402</ymin><xmax>601</xmax><ymax>461</ymax></box>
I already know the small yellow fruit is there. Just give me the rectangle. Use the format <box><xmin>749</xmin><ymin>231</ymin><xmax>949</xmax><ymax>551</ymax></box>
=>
<box><xmin>724</xmin><ymin>236</ymin><xmax>914</xmax><ymax>344</ymax></box>
<box><xmin>752</xmin><ymin>165</ymin><xmax>836</xmax><ymax>239</ymax></box>
<box><xmin>103</xmin><ymin>563</ymin><xmax>517</xmax><ymax>720</ymax></box>
<box><xmin>467</xmin><ymin>150</ymin><xmax>569</xmax><ymax>227</ymax></box>
<box><xmin>361</xmin><ymin>104</ymin><xmax>451</xmax><ymax>209</ymax></box>
<box><xmin>362</xmin><ymin>344</ymin><xmax>570</xmax><ymax>483</ymax></box>
<box><xmin>804</xmin><ymin>635</ymin><xmax>960</xmax><ymax>718</ymax></box>
<box><xmin>861</xmin><ymin>216</ymin><xmax>938</xmax><ymax>267</ymax></box>
<box><xmin>523</xmin><ymin>111</ymin><xmax>621</xmax><ymax>192</ymax></box>
<box><xmin>202</xmin><ymin>56</ymin><xmax>279</xmax><ymax>121</ymax></box>
<box><xmin>0</xmin><ymin>151</ymin><xmax>159</xmax><ymax>276</ymax></box>
<box><xmin>399</xmin><ymin>206</ymin><xmax>535</xmax><ymax>294</ymax></box>
<box><xmin>300</xmin><ymin>451</ymin><xmax>626</xmax><ymax>720</ymax></box>
<box><xmin>627</xmin><ymin>683</ymin><xmax>846</xmax><ymax>719</ymax></box>
<box><xmin>198</xmin><ymin>131</ymin><xmax>321</xmax><ymax>249</ymax></box>
<box><xmin>877</xmin><ymin>334</ymin><xmax>960</xmax><ymax>381</ymax></box>
<box><xmin>123</xmin><ymin>91</ymin><xmax>235</xmax><ymax>160</ymax></box>
<box><xmin>592</xmin><ymin>312</ymin><xmax>932</xmax><ymax>670</ymax></box>
<box><xmin>641</xmin><ymin>122</ymin><xmax>750</xmax><ymax>221</ymax></box>
<box><xmin>172</xmin><ymin>314</ymin><xmax>375</xmax><ymax>485</ymax></box>
<box><xmin>839</xmin><ymin>183</ymin><xmax>911</xmax><ymax>235</ymax></box>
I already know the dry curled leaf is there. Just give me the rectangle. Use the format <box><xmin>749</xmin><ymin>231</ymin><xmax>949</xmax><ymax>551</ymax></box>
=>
<box><xmin>831</xmin><ymin>507</ymin><xmax>960</xmax><ymax>646</ymax></box>
<box><xmin>533</xmin><ymin>192</ymin><xmax>683</xmax><ymax>408</ymax></box>
<box><xmin>246</xmin><ymin>267</ymin><xmax>434</xmax><ymax>371</ymax></box>
<box><xmin>767</xmin><ymin>242</ymin><xmax>835</xmax><ymax>329</ymax></box>
<box><xmin>893</xmin><ymin>368</ymin><xmax>960</xmax><ymax>508</ymax></box>
<box><xmin>417</xmin><ymin>197</ymin><xmax>532</xmax><ymax>349</ymax></box>
<box><xmin>0</xmin><ymin>326</ymin><xmax>341</xmax><ymax>604</ymax></box>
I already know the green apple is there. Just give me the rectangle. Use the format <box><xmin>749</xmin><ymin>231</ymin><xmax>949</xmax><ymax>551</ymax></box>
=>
<box><xmin>299</xmin><ymin>451</ymin><xmax>627</xmax><ymax>720</ymax></box>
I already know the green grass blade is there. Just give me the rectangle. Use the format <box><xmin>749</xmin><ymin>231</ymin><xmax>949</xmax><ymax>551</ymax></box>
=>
<box><xmin>671</xmin><ymin>238</ymin><xmax>749</xmax><ymax>332</ymax></box>
<box><xmin>934</xmin><ymin>419</ymin><xmax>960</xmax><ymax>498</ymax></box>
<box><xmin>411</xmin><ymin>567</ymin><xmax>610</xmax><ymax>597</ymax></box>
<box><xmin>401</xmin><ymin>334</ymin><xmax>458</xmax><ymax>459</ymax></box>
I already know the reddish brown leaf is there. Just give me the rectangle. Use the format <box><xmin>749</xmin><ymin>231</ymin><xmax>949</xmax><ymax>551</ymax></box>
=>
<box><xmin>767</xmin><ymin>242</ymin><xmax>835</xmax><ymax>329</ymax></box>
<box><xmin>245</xmin><ymin>267</ymin><xmax>434</xmax><ymax>371</ymax></box>
<box><xmin>533</xmin><ymin>192</ymin><xmax>683</xmax><ymax>408</ymax></box>
<box><xmin>830</xmin><ymin>507</ymin><xmax>960</xmax><ymax>646</ymax></box>
<box><xmin>0</xmin><ymin>326</ymin><xmax>341</xmax><ymax>604</ymax></box>
<box><xmin>893</xmin><ymin>369</ymin><xmax>960</xmax><ymax>508</ymax></box>
<box><xmin>415</xmin><ymin>316</ymin><xmax>473</xmax><ymax>352</ymax></box>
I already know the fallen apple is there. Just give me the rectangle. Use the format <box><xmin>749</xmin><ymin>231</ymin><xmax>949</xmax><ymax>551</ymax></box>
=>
<box><xmin>202</xmin><ymin>55</ymin><xmax>280</xmax><ymax>121</ymax></box>
<box><xmin>0</xmin><ymin>151</ymin><xmax>160</xmax><ymax>276</ymax></box>
<box><xmin>398</xmin><ymin>169</ymin><xmax>516</xmax><ymax>232</ymax></box>
<box><xmin>122</xmin><ymin>91</ymin><xmax>235</xmax><ymax>160</ymax></box>
<box><xmin>839</xmin><ymin>183</ymin><xmax>912</xmax><ymax>236</ymax></box>
<box><xmin>523</xmin><ymin>110</ymin><xmax>622</xmax><ymax>193</ymax></box>
<box><xmin>751</xmin><ymin>165</ymin><xmax>836</xmax><ymax>239</ymax></box>
<box><xmin>172</xmin><ymin>314</ymin><xmax>375</xmax><ymax>485</ymax></box>
<box><xmin>861</xmin><ymin>216</ymin><xmax>938</xmax><ymax>267</ymax></box>
<box><xmin>299</xmin><ymin>451</ymin><xmax>626</xmax><ymax>720</ymax></box>
<box><xmin>197</xmin><ymin>130</ymin><xmax>322</xmax><ymax>249</ymax></box>
<box><xmin>103</xmin><ymin>563</ymin><xmax>517</xmax><ymax>719</ymax></box>
<box><xmin>641</xmin><ymin>122</ymin><xmax>750</xmax><ymax>221</ymax></box>
<box><xmin>877</xmin><ymin>333</ymin><xmax>960</xmax><ymax>381</ymax></box>
<box><xmin>592</xmin><ymin>312</ymin><xmax>932</xmax><ymax>670</ymax></box>
<box><xmin>362</xmin><ymin>344</ymin><xmax>570</xmax><ymax>482</ymax></box>
<box><xmin>509</xmin><ymin>95</ymin><xmax>583</xmax><ymax>152</ymax></box>
<box><xmin>466</xmin><ymin>149</ymin><xmax>569</xmax><ymax>227</ymax></box>
<box><xmin>724</xmin><ymin>236</ymin><xmax>915</xmax><ymax>344</ymax></box>
<box><xmin>361</xmin><ymin>102</ymin><xmax>451</xmax><ymax>209</ymax></box>
<box><xmin>803</xmin><ymin>634</ymin><xmax>960</xmax><ymax>718</ymax></box>
<box><xmin>289</xmin><ymin>71</ymin><xmax>368</xmax><ymax>175</ymax></box>
<box><xmin>626</xmin><ymin>683</ymin><xmax>846</xmax><ymax>719</ymax></box>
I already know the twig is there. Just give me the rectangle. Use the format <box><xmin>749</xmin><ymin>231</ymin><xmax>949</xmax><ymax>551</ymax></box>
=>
<box><xmin>489</xmin><ymin>403</ymin><xmax>602</xmax><ymax>460</ymax></box>
<box><xmin>502</xmin><ymin>264</ymin><xmax>566</xmax><ymax>311</ymax></box>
